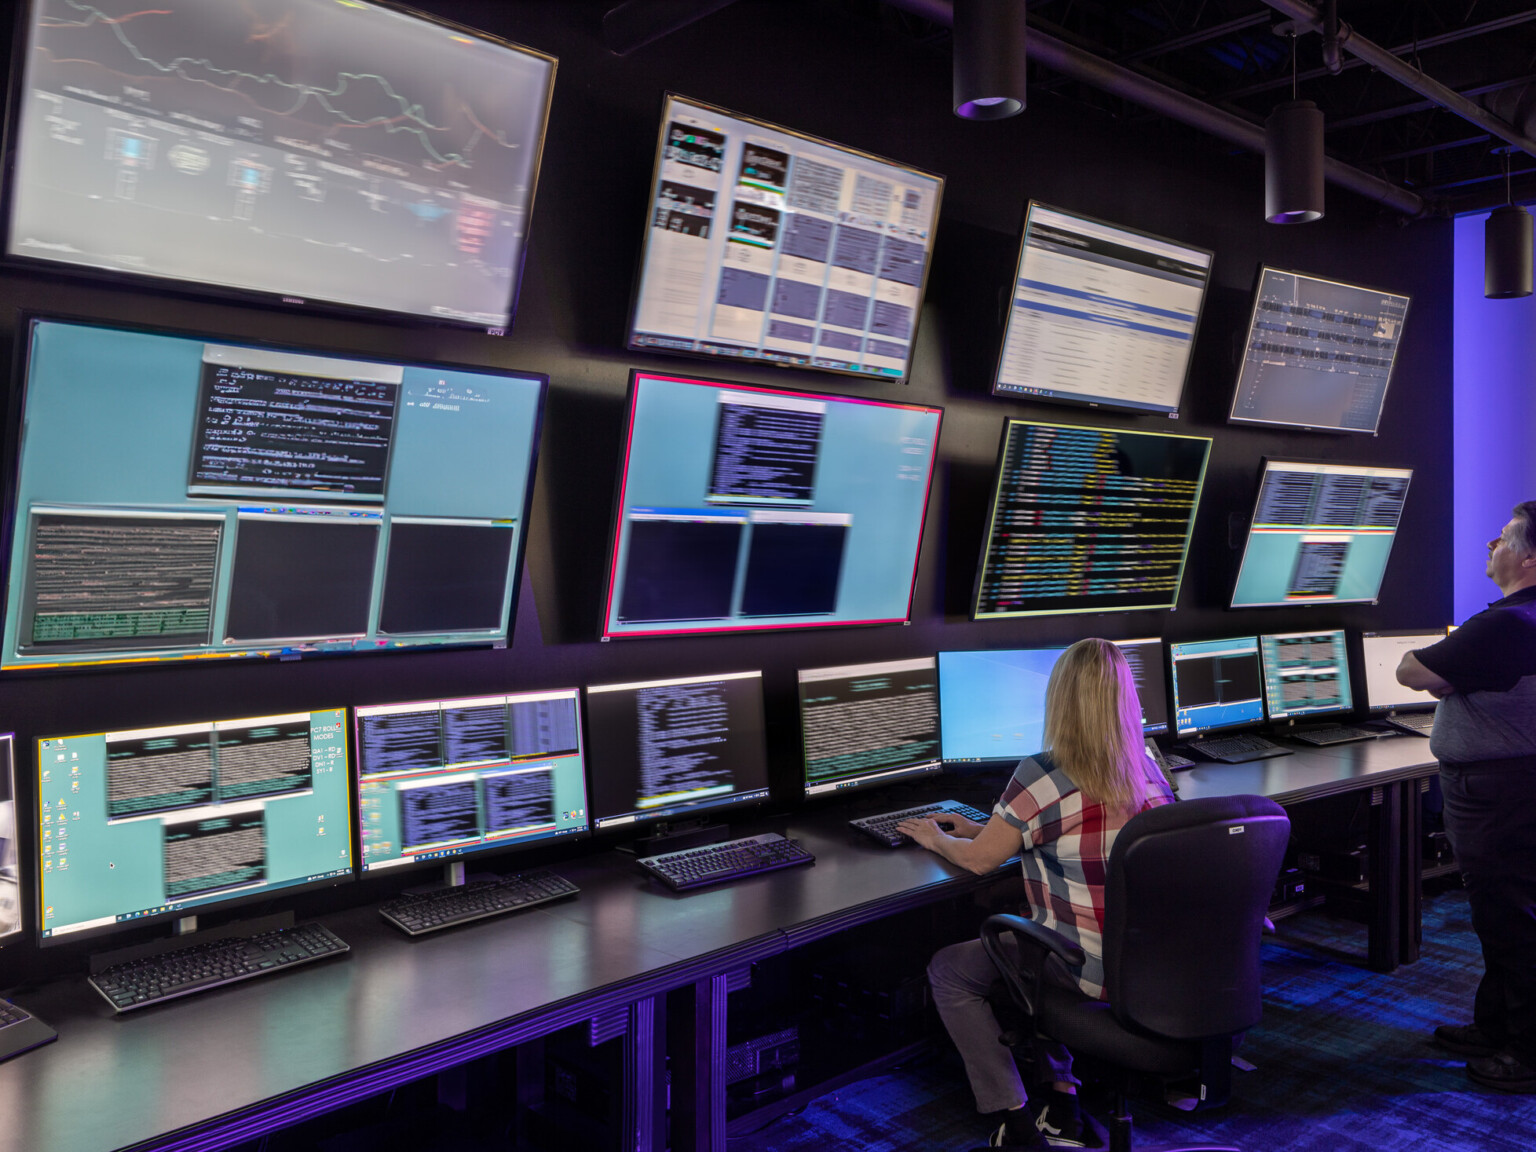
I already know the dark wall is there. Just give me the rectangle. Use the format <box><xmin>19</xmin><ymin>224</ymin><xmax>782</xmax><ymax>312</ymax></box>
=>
<box><xmin>0</xmin><ymin>1</ymin><xmax>1452</xmax><ymax>977</ymax></box>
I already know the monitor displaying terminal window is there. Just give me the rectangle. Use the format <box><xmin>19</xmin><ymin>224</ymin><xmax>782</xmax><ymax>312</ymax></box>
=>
<box><xmin>7</xmin><ymin>0</ymin><xmax>556</xmax><ymax>329</ymax></box>
<box><xmin>1360</xmin><ymin>631</ymin><xmax>1447</xmax><ymax>713</ymax></box>
<box><xmin>602</xmin><ymin>370</ymin><xmax>942</xmax><ymax>638</ymax></box>
<box><xmin>355</xmin><ymin>689</ymin><xmax>589</xmax><ymax>873</ymax></box>
<box><xmin>992</xmin><ymin>202</ymin><xmax>1213</xmax><ymax>415</ymax></box>
<box><xmin>1231</xmin><ymin>460</ymin><xmax>1412</xmax><ymax>609</ymax></box>
<box><xmin>1259</xmin><ymin>629</ymin><xmax>1351</xmax><ymax>722</ymax></box>
<box><xmin>1228</xmin><ymin>268</ymin><xmax>1410</xmax><ymax>434</ymax></box>
<box><xmin>36</xmin><ymin>709</ymin><xmax>353</xmax><ymax>944</ymax></box>
<box><xmin>586</xmin><ymin>671</ymin><xmax>770</xmax><ymax>831</ymax></box>
<box><xmin>799</xmin><ymin>657</ymin><xmax>941</xmax><ymax>797</ymax></box>
<box><xmin>1169</xmin><ymin>636</ymin><xmax>1264</xmax><ymax>738</ymax></box>
<box><xmin>628</xmin><ymin>94</ymin><xmax>944</xmax><ymax>382</ymax></box>
<box><xmin>2</xmin><ymin>317</ymin><xmax>546</xmax><ymax>671</ymax></box>
<box><xmin>973</xmin><ymin>420</ymin><xmax>1210</xmax><ymax>619</ymax></box>
<box><xmin>0</xmin><ymin>736</ymin><xmax>19</xmax><ymax>944</ymax></box>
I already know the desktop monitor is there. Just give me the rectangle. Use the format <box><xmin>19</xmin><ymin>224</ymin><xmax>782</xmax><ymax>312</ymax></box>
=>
<box><xmin>1360</xmin><ymin>631</ymin><xmax>1447</xmax><ymax>714</ymax></box>
<box><xmin>991</xmin><ymin>202</ymin><xmax>1213</xmax><ymax>415</ymax></box>
<box><xmin>6</xmin><ymin>0</ymin><xmax>556</xmax><ymax>330</ymax></box>
<box><xmin>972</xmin><ymin>420</ymin><xmax>1210</xmax><ymax>619</ymax></box>
<box><xmin>601</xmin><ymin>370</ymin><xmax>942</xmax><ymax>639</ymax></box>
<box><xmin>1116</xmin><ymin>637</ymin><xmax>1170</xmax><ymax>736</ymax></box>
<box><xmin>585</xmin><ymin>671</ymin><xmax>770</xmax><ymax>831</ymax></box>
<box><xmin>1228</xmin><ymin>267</ymin><xmax>1410</xmax><ymax>434</ymax></box>
<box><xmin>36</xmin><ymin>709</ymin><xmax>354</xmax><ymax>945</ymax></box>
<box><xmin>627</xmin><ymin>94</ymin><xmax>944</xmax><ymax>382</ymax></box>
<box><xmin>0</xmin><ymin>736</ymin><xmax>19</xmax><ymax>944</ymax></box>
<box><xmin>1230</xmin><ymin>459</ymin><xmax>1412</xmax><ymax>609</ymax></box>
<box><xmin>354</xmin><ymin>688</ymin><xmax>590</xmax><ymax>875</ymax></box>
<box><xmin>798</xmin><ymin>657</ymin><xmax>941</xmax><ymax>797</ymax></box>
<box><xmin>1259</xmin><ymin>629</ymin><xmax>1352</xmax><ymax>722</ymax></box>
<box><xmin>1</xmin><ymin>316</ymin><xmax>546</xmax><ymax>671</ymax></box>
<box><xmin>1168</xmin><ymin>636</ymin><xmax>1264</xmax><ymax>738</ymax></box>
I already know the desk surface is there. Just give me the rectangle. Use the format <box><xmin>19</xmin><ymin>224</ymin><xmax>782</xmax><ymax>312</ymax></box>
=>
<box><xmin>1173</xmin><ymin>732</ymin><xmax>1437</xmax><ymax>805</ymax></box>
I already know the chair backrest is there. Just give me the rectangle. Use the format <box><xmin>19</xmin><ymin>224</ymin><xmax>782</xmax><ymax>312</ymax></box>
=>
<box><xmin>1102</xmin><ymin>794</ymin><xmax>1289</xmax><ymax>1041</ymax></box>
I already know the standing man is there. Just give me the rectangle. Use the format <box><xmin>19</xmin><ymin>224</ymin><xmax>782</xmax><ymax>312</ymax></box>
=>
<box><xmin>1398</xmin><ymin>501</ymin><xmax>1536</xmax><ymax>1093</ymax></box>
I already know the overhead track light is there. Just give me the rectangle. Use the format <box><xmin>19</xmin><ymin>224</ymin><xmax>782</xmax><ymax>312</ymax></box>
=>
<box><xmin>1485</xmin><ymin>149</ymin><xmax>1533</xmax><ymax>299</ymax></box>
<box><xmin>953</xmin><ymin>0</ymin><xmax>1027</xmax><ymax>120</ymax></box>
<box><xmin>1265</xmin><ymin>24</ymin><xmax>1324</xmax><ymax>223</ymax></box>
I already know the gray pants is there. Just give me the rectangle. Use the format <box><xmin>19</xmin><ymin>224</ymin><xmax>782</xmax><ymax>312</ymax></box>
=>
<box><xmin>928</xmin><ymin>937</ymin><xmax>1080</xmax><ymax>1113</ymax></box>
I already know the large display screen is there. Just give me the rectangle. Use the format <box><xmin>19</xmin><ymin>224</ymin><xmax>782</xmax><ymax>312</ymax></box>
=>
<box><xmin>7</xmin><ymin>0</ymin><xmax>556</xmax><ymax>329</ymax></box>
<box><xmin>798</xmin><ymin>657</ymin><xmax>941</xmax><ymax>797</ymax></box>
<box><xmin>1259</xmin><ymin>629</ymin><xmax>1351</xmax><ymax>721</ymax></box>
<box><xmin>627</xmin><ymin>94</ymin><xmax>944</xmax><ymax>382</ymax></box>
<box><xmin>355</xmin><ymin>688</ymin><xmax>589</xmax><ymax>873</ymax></box>
<box><xmin>602</xmin><ymin>371</ymin><xmax>941</xmax><ymax>638</ymax></box>
<box><xmin>36</xmin><ymin>709</ymin><xmax>353</xmax><ymax>944</ymax></box>
<box><xmin>0</xmin><ymin>736</ymin><xmax>19</xmax><ymax>944</ymax></box>
<box><xmin>973</xmin><ymin>420</ymin><xmax>1209</xmax><ymax>619</ymax></box>
<box><xmin>1228</xmin><ymin>268</ymin><xmax>1410</xmax><ymax>434</ymax></box>
<box><xmin>2</xmin><ymin>317</ymin><xmax>545</xmax><ymax>671</ymax></box>
<box><xmin>1231</xmin><ymin>460</ymin><xmax>1411</xmax><ymax>609</ymax></box>
<box><xmin>992</xmin><ymin>202</ymin><xmax>1212</xmax><ymax>414</ymax></box>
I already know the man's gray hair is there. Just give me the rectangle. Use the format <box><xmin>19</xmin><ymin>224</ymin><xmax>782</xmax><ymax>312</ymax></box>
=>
<box><xmin>1513</xmin><ymin>501</ymin><xmax>1536</xmax><ymax>555</ymax></box>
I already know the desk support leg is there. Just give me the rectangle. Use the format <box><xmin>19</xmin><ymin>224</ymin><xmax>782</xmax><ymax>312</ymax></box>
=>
<box><xmin>1400</xmin><ymin>779</ymin><xmax>1425</xmax><ymax>964</ymax></box>
<box><xmin>625</xmin><ymin>996</ymin><xmax>665</xmax><ymax>1152</ymax></box>
<box><xmin>670</xmin><ymin>974</ymin><xmax>728</xmax><ymax>1152</ymax></box>
<box><xmin>1368</xmin><ymin>782</ymin><xmax>1403</xmax><ymax>973</ymax></box>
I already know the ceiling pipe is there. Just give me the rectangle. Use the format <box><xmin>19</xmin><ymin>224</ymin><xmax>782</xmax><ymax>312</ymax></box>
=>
<box><xmin>880</xmin><ymin>0</ymin><xmax>1424</xmax><ymax>216</ymax></box>
<box><xmin>602</xmin><ymin>0</ymin><xmax>742</xmax><ymax>56</ymax></box>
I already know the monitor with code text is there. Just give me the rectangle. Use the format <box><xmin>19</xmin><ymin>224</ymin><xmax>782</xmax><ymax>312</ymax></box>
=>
<box><xmin>798</xmin><ymin>657</ymin><xmax>941</xmax><ymax>797</ymax></box>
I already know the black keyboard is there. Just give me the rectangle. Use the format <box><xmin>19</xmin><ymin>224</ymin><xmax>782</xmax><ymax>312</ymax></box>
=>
<box><xmin>1182</xmin><ymin>733</ymin><xmax>1292</xmax><ymax>763</ymax></box>
<box><xmin>1386</xmin><ymin>711</ymin><xmax>1435</xmax><ymax>736</ymax></box>
<box><xmin>638</xmin><ymin>832</ymin><xmax>814</xmax><ymax>891</ymax></box>
<box><xmin>1289</xmin><ymin>724</ymin><xmax>1376</xmax><ymax>746</ymax></box>
<box><xmin>89</xmin><ymin>921</ymin><xmax>349</xmax><ymax>1013</ymax></box>
<box><xmin>0</xmin><ymin>998</ymin><xmax>57</xmax><ymax>1063</ymax></box>
<box><xmin>850</xmin><ymin>800</ymin><xmax>991</xmax><ymax>848</ymax></box>
<box><xmin>380</xmin><ymin>869</ymin><xmax>578</xmax><ymax>936</ymax></box>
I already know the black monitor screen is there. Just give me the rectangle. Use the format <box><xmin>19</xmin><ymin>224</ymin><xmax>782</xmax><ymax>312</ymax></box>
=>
<box><xmin>627</xmin><ymin>94</ymin><xmax>944</xmax><ymax>382</ymax></box>
<box><xmin>355</xmin><ymin>688</ymin><xmax>589</xmax><ymax>873</ymax></box>
<box><xmin>602</xmin><ymin>370</ymin><xmax>941</xmax><ymax>638</ymax></box>
<box><xmin>1259</xmin><ymin>629</ymin><xmax>1351</xmax><ymax>721</ymax></box>
<box><xmin>2</xmin><ymin>317</ymin><xmax>545</xmax><ymax>671</ymax></box>
<box><xmin>1115</xmin><ymin>638</ymin><xmax>1169</xmax><ymax>736</ymax></box>
<box><xmin>798</xmin><ymin>657</ymin><xmax>941</xmax><ymax>797</ymax></box>
<box><xmin>7</xmin><ymin>0</ymin><xmax>556</xmax><ymax>329</ymax></box>
<box><xmin>1228</xmin><ymin>267</ymin><xmax>1410</xmax><ymax>433</ymax></box>
<box><xmin>36</xmin><ymin>709</ymin><xmax>353</xmax><ymax>944</ymax></box>
<box><xmin>1231</xmin><ymin>460</ymin><xmax>1411</xmax><ymax>609</ymax></box>
<box><xmin>586</xmin><ymin>671</ymin><xmax>770</xmax><ymax>830</ymax></box>
<box><xmin>0</xmin><ymin>735</ymin><xmax>18</xmax><ymax>944</ymax></box>
<box><xmin>973</xmin><ymin>420</ymin><xmax>1209</xmax><ymax>619</ymax></box>
<box><xmin>992</xmin><ymin>202</ymin><xmax>1213</xmax><ymax>414</ymax></box>
<box><xmin>1169</xmin><ymin>636</ymin><xmax>1264</xmax><ymax>737</ymax></box>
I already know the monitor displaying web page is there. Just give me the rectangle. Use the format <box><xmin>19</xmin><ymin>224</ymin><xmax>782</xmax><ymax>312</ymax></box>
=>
<box><xmin>1228</xmin><ymin>268</ymin><xmax>1410</xmax><ymax>434</ymax></box>
<box><xmin>601</xmin><ymin>370</ymin><xmax>942</xmax><ymax>638</ymax></box>
<box><xmin>973</xmin><ymin>420</ymin><xmax>1210</xmax><ymax>619</ymax></box>
<box><xmin>1361</xmin><ymin>631</ymin><xmax>1447</xmax><ymax>712</ymax></box>
<box><xmin>7</xmin><ymin>0</ymin><xmax>556</xmax><ymax>329</ymax></box>
<box><xmin>2</xmin><ymin>317</ymin><xmax>545</xmax><ymax>671</ymax></box>
<box><xmin>586</xmin><ymin>671</ymin><xmax>770</xmax><ymax>831</ymax></box>
<box><xmin>628</xmin><ymin>94</ymin><xmax>944</xmax><ymax>382</ymax></box>
<box><xmin>992</xmin><ymin>202</ymin><xmax>1213</xmax><ymax>414</ymax></box>
<box><xmin>1231</xmin><ymin>460</ymin><xmax>1412</xmax><ymax>609</ymax></box>
<box><xmin>1259</xmin><ymin>629</ymin><xmax>1352</xmax><ymax>721</ymax></box>
<box><xmin>354</xmin><ymin>688</ymin><xmax>589</xmax><ymax>873</ymax></box>
<box><xmin>799</xmin><ymin>657</ymin><xmax>941</xmax><ymax>797</ymax></box>
<box><xmin>36</xmin><ymin>710</ymin><xmax>353</xmax><ymax>944</ymax></box>
<box><xmin>0</xmin><ymin>736</ymin><xmax>19</xmax><ymax>945</ymax></box>
<box><xmin>1169</xmin><ymin>636</ymin><xmax>1264</xmax><ymax>738</ymax></box>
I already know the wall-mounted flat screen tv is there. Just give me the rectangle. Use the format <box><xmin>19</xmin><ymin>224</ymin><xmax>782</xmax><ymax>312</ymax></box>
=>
<box><xmin>627</xmin><ymin>94</ymin><xmax>944</xmax><ymax>382</ymax></box>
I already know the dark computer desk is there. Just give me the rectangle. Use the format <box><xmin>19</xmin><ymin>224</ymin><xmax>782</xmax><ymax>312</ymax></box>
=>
<box><xmin>0</xmin><ymin>739</ymin><xmax>1439</xmax><ymax>1152</ymax></box>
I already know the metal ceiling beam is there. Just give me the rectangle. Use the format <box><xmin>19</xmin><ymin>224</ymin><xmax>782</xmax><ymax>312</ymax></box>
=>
<box><xmin>1119</xmin><ymin>12</ymin><xmax>1272</xmax><ymax>63</ymax></box>
<box><xmin>879</xmin><ymin>0</ymin><xmax>1425</xmax><ymax>215</ymax></box>
<box><xmin>1326</xmin><ymin>74</ymin><xmax>1536</xmax><ymax>133</ymax></box>
<box><xmin>602</xmin><ymin>0</ymin><xmax>741</xmax><ymax>56</ymax></box>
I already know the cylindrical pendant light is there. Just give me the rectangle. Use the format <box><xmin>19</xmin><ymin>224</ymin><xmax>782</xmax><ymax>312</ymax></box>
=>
<box><xmin>953</xmin><ymin>0</ymin><xmax>1027</xmax><ymax>120</ymax></box>
<box><xmin>1485</xmin><ymin>204</ymin><xmax>1534</xmax><ymax>299</ymax></box>
<box><xmin>1265</xmin><ymin>99</ymin><xmax>1325</xmax><ymax>223</ymax></box>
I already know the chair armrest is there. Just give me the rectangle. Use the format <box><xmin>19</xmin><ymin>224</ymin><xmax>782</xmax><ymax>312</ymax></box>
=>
<box><xmin>980</xmin><ymin>914</ymin><xmax>1086</xmax><ymax>1018</ymax></box>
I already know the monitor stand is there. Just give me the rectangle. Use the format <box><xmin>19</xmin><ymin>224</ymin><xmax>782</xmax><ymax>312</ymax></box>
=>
<box><xmin>400</xmin><ymin>860</ymin><xmax>501</xmax><ymax>896</ymax></box>
<box><xmin>633</xmin><ymin>818</ymin><xmax>731</xmax><ymax>857</ymax></box>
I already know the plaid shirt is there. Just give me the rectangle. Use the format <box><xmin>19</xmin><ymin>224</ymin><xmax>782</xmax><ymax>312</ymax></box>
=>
<box><xmin>993</xmin><ymin>750</ymin><xmax>1176</xmax><ymax>999</ymax></box>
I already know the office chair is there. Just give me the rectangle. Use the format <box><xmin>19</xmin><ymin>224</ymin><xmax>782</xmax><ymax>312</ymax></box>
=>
<box><xmin>981</xmin><ymin>795</ymin><xmax>1289</xmax><ymax>1152</ymax></box>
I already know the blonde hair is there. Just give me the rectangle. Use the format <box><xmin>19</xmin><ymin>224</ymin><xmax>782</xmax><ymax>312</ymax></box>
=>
<box><xmin>1042</xmin><ymin>638</ymin><xmax>1148</xmax><ymax>814</ymax></box>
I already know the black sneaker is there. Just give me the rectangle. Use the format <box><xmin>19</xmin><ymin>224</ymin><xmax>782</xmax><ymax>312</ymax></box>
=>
<box><xmin>1433</xmin><ymin>1022</ymin><xmax>1503</xmax><ymax>1058</ymax></box>
<box><xmin>1467</xmin><ymin>1052</ymin><xmax>1536</xmax><ymax>1094</ymax></box>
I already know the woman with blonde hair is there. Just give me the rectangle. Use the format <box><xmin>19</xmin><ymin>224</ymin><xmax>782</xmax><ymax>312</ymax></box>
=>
<box><xmin>898</xmin><ymin>638</ymin><xmax>1175</xmax><ymax>1149</ymax></box>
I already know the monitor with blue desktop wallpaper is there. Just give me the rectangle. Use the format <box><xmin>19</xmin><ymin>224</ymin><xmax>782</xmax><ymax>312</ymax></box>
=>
<box><xmin>1259</xmin><ymin>629</ymin><xmax>1352</xmax><ymax>722</ymax></box>
<box><xmin>601</xmin><ymin>370</ymin><xmax>942</xmax><ymax>638</ymax></box>
<box><xmin>1</xmin><ymin>316</ymin><xmax>546</xmax><ymax>671</ymax></box>
<box><xmin>354</xmin><ymin>688</ymin><xmax>590</xmax><ymax>873</ymax></box>
<box><xmin>36</xmin><ymin>709</ymin><xmax>354</xmax><ymax>945</ymax></box>
<box><xmin>7</xmin><ymin>0</ymin><xmax>556</xmax><ymax>329</ymax></box>
<box><xmin>799</xmin><ymin>656</ymin><xmax>941</xmax><ymax>797</ymax></box>
<box><xmin>1168</xmin><ymin>636</ymin><xmax>1264</xmax><ymax>738</ymax></box>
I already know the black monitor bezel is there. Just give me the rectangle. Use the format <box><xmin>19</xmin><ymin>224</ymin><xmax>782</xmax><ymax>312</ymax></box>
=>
<box><xmin>989</xmin><ymin>200</ymin><xmax>1215</xmax><ymax>417</ymax></box>
<box><xmin>1168</xmin><ymin>634</ymin><xmax>1266</xmax><ymax>739</ymax></box>
<box><xmin>1226</xmin><ymin>264</ymin><xmax>1412</xmax><ymax>435</ymax></box>
<box><xmin>624</xmin><ymin>91</ymin><xmax>946</xmax><ymax>385</ymax></box>
<box><xmin>0</xmin><ymin>733</ymin><xmax>20</xmax><ymax>947</ymax></box>
<box><xmin>796</xmin><ymin>655</ymin><xmax>943</xmax><ymax>800</ymax></box>
<box><xmin>0</xmin><ymin>310</ymin><xmax>548</xmax><ymax>676</ymax></box>
<box><xmin>0</xmin><ymin>0</ymin><xmax>557</xmax><ymax>335</ymax></box>
<box><xmin>1257</xmin><ymin>628</ymin><xmax>1353</xmax><ymax>724</ymax></box>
